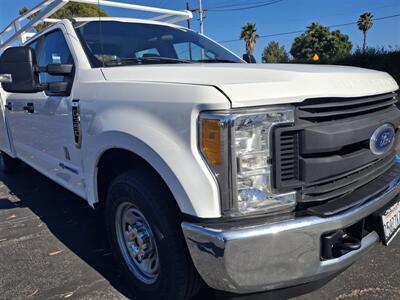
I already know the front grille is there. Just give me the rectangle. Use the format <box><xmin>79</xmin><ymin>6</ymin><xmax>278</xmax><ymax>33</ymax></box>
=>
<box><xmin>301</xmin><ymin>153</ymin><xmax>395</xmax><ymax>203</ymax></box>
<box><xmin>306</xmin><ymin>161</ymin><xmax>400</xmax><ymax>217</ymax></box>
<box><xmin>274</xmin><ymin>91</ymin><xmax>400</xmax><ymax>216</ymax></box>
<box><xmin>297</xmin><ymin>92</ymin><xmax>398</xmax><ymax>122</ymax></box>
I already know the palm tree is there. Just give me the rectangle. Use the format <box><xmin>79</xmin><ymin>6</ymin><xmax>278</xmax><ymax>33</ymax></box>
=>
<box><xmin>357</xmin><ymin>12</ymin><xmax>373</xmax><ymax>52</ymax></box>
<box><xmin>240</xmin><ymin>23</ymin><xmax>260</xmax><ymax>56</ymax></box>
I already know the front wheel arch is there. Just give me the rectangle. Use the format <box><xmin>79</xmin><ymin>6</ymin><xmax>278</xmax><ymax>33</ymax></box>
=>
<box><xmin>95</xmin><ymin>148</ymin><xmax>181</xmax><ymax>213</ymax></box>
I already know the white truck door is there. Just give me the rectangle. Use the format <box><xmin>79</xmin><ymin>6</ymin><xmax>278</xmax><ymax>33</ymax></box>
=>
<box><xmin>4</xmin><ymin>39</ymin><xmax>41</xmax><ymax>163</ymax></box>
<box><xmin>7</xmin><ymin>29</ymin><xmax>86</xmax><ymax>198</ymax></box>
<box><xmin>0</xmin><ymin>90</ymin><xmax>12</xmax><ymax>155</ymax></box>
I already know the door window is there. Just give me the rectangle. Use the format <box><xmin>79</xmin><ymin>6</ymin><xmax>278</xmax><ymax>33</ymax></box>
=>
<box><xmin>38</xmin><ymin>30</ymin><xmax>74</xmax><ymax>84</ymax></box>
<box><xmin>26</xmin><ymin>40</ymin><xmax>39</xmax><ymax>52</ymax></box>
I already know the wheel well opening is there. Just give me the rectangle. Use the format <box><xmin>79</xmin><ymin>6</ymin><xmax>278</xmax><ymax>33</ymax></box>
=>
<box><xmin>96</xmin><ymin>148</ymin><xmax>174</xmax><ymax>210</ymax></box>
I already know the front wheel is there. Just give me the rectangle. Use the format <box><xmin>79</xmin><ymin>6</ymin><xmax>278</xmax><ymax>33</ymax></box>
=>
<box><xmin>105</xmin><ymin>170</ymin><xmax>202</xmax><ymax>300</ymax></box>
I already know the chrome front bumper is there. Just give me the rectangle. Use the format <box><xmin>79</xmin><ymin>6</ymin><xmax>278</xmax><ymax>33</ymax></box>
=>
<box><xmin>182</xmin><ymin>168</ymin><xmax>400</xmax><ymax>294</ymax></box>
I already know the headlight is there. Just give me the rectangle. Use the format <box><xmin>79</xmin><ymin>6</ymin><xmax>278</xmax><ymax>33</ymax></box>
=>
<box><xmin>200</xmin><ymin>107</ymin><xmax>296</xmax><ymax>217</ymax></box>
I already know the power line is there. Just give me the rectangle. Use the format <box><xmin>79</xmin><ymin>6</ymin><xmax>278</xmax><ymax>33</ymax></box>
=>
<box><xmin>207</xmin><ymin>0</ymin><xmax>283</xmax><ymax>10</ymax></box>
<box><xmin>219</xmin><ymin>13</ymin><xmax>400</xmax><ymax>43</ymax></box>
<box><xmin>188</xmin><ymin>0</ymin><xmax>283</xmax><ymax>33</ymax></box>
<box><xmin>208</xmin><ymin>0</ymin><xmax>284</xmax><ymax>12</ymax></box>
<box><xmin>259</xmin><ymin>3</ymin><xmax>400</xmax><ymax>26</ymax></box>
<box><xmin>208</xmin><ymin>0</ymin><xmax>269</xmax><ymax>9</ymax></box>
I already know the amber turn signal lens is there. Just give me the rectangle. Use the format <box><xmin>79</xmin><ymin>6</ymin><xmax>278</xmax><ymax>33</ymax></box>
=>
<box><xmin>201</xmin><ymin>119</ymin><xmax>222</xmax><ymax>165</ymax></box>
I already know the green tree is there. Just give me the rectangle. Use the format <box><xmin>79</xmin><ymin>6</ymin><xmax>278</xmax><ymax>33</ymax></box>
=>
<box><xmin>240</xmin><ymin>22</ymin><xmax>260</xmax><ymax>56</ymax></box>
<box><xmin>290</xmin><ymin>22</ymin><xmax>352</xmax><ymax>63</ymax></box>
<box><xmin>357</xmin><ymin>12</ymin><xmax>374</xmax><ymax>52</ymax></box>
<box><xmin>19</xmin><ymin>3</ymin><xmax>108</xmax><ymax>32</ymax></box>
<box><xmin>262</xmin><ymin>41</ymin><xmax>289</xmax><ymax>63</ymax></box>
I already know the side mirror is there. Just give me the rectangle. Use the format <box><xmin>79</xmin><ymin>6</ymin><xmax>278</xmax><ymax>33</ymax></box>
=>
<box><xmin>243</xmin><ymin>54</ymin><xmax>256</xmax><ymax>64</ymax></box>
<box><xmin>0</xmin><ymin>46</ymin><xmax>74</xmax><ymax>94</ymax></box>
<box><xmin>0</xmin><ymin>47</ymin><xmax>40</xmax><ymax>93</ymax></box>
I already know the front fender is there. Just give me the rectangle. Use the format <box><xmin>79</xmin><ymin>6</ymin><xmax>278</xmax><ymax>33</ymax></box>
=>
<box><xmin>79</xmin><ymin>81</ymin><xmax>230</xmax><ymax>218</ymax></box>
<box><xmin>83</xmin><ymin>131</ymin><xmax>200</xmax><ymax>215</ymax></box>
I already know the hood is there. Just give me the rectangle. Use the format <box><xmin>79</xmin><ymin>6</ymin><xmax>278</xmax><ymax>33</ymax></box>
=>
<box><xmin>101</xmin><ymin>64</ymin><xmax>399</xmax><ymax>108</ymax></box>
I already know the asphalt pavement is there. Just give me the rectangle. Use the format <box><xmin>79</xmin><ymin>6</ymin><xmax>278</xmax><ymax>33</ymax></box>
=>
<box><xmin>0</xmin><ymin>164</ymin><xmax>399</xmax><ymax>300</ymax></box>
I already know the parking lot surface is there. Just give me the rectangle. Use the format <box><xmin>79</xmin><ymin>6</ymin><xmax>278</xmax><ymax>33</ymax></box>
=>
<box><xmin>0</xmin><ymin>165</ymin><xmax>399</xmax><ymax>300</ymax></box>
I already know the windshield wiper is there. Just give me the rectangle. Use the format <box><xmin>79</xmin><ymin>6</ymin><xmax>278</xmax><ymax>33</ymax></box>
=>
<box><xmin>105</xmin><ymin>57</ymin><xmax>239</xmax><ymax>66</ymax></box>
<box><xmin>195</xmin><ymin>59</ymin><xmax>240</xmax><ymax>63</ymax></box>
<box><xmin>144</xmin><ymin>57</ymin><xmax>193</xmax><ymax>63</ymax></box>
<box><xmin>106</xmin><ymin>57</ymin><xmax>194</xmax><ymax>66</ymax></box>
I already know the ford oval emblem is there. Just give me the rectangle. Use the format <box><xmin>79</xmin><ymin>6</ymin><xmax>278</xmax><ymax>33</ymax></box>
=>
<box><xmin>370</xmin><ymin>124</ymin><xmax>395</xmax><ymax>155</ymax></box>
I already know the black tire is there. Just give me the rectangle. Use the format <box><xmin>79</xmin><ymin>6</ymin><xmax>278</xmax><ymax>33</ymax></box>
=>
<box><xmin>105</xmin><ymin>169</ymin><xmax>202</xmax><ymax>300</ymax></box>
<box><xmin>0</xmin><ymin>151</ymin><xmax>21</xmax><ymax>175</ymax></box>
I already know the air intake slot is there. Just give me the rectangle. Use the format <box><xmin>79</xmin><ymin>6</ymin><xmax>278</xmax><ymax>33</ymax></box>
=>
<box><xmin>274</xmin><ymin>130</ymin><xmax>300</xmax><ymax>190</ymax></box>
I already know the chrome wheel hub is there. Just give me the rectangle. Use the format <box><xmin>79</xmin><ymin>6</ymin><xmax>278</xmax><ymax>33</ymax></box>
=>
<box><xmin>126</xmin><ymin>222</ymin><xmax>152</xmax><ymax>262</ymax></box>
<box><xmin>115</xmin><ymin>202</ymin><xmax>160</xmax><ymax>284</ymax></box>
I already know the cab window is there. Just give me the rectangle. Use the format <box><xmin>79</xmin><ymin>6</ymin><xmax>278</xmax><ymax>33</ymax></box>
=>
<box><xmin>38</xmin><ymin>30</ymin><xmax>74</xmax><ymax>84</ymax></box>
<box><xmin>26</xmin><ymin>40</ymin><xmax>39</xmax><ymax>52</ymax></box>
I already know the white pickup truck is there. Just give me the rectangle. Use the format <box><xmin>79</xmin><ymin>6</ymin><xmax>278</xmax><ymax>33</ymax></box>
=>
<box><xmin>0</xmin><ymin>1</ymin><xmax>399</xmax><ymax>299</ymax></box>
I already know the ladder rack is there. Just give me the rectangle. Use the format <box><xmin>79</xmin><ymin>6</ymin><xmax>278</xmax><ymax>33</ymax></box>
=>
<box><xmin>0</xmin><ymin>0</ymin><xmax>193</xmax><ymax>51</ymax></box>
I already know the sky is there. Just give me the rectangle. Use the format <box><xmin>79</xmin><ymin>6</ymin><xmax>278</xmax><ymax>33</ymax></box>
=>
<box><xmin>1</xmin><ymin>0</ymin><xmax>400</xmax><ymax>60</ymax></box>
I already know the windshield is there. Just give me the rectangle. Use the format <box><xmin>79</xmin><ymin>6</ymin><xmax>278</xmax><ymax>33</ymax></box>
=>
<box><xmin>75</xmin><ymin>21</ymin><xmax>243</xmax><ymax>67</ymax></box>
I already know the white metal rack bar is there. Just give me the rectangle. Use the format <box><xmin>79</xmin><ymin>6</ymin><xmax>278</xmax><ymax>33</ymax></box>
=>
<box><xmin>0</xmin><ymin>0</ymin><xmax>192</xmax><ymax>51</ymax></box>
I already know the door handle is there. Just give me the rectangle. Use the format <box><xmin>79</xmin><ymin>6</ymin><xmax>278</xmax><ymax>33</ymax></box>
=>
<box><xmin>5</xmin><ymin>103</ymin><xmax>12</xmax><ymax>111</ymax></box>
<box><xmin>23</xmin><ymin>103</ymin><xmax>34</xmax><ymax>113</ymax></box>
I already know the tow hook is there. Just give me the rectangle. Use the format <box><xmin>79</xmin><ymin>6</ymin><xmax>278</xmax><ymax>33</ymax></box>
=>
<box><xmin>321</xmin><ymin>218</ymin><xmax>365</xmax><ymax>260</ymax></box>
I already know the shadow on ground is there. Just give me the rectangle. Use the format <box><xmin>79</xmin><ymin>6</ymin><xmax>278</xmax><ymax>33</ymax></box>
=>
<box><xmin>0</xmin><ymin>164</ymin><xmax>398</xmax><ymax>300</ymax></box>
<box><xmin>0</xmin><ymin>165</ymin><xmax>132</xmax><ymax>298</ymax></box>
<box><xmin>0</xmin><ymin>164</ymin><xmax>219</xmax><ymax>299</ymax></box>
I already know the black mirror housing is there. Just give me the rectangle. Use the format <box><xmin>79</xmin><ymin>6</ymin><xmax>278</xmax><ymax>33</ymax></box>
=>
<box><xmin>0</xmin><ymin>47</ymin><xmax>41</xmax><ymax>93</ymax></box>
<box><xmin>243</xmin><ymin>54</ymin><xmax>256</xmax><ymax>64</ymax></box>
